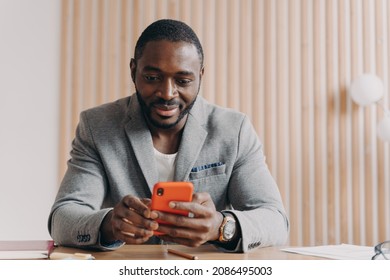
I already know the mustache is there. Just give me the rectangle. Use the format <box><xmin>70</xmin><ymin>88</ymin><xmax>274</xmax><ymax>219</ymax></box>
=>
<box><xmin>150</xmin><ymin>98</ymin><xmax>181</xmax><ymax>107</ymax></box>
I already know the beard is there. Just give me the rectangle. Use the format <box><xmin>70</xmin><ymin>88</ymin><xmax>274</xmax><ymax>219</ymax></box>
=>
<box><xmin>136</xmin><ymin>91</ymin><xmax>197</xmax><ymax>129</ymax></box>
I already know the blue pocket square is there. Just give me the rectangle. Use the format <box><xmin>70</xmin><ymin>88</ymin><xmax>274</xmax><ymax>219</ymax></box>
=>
<box><xmin>191</xmin><ymin>162</ymin><xmax>224</xmax><ymax>173</ymax></box>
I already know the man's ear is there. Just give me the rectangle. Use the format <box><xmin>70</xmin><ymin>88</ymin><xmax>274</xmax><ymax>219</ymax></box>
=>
<box><xmin>130</xmin><ymin>58</ymin><xmax>136</xmax><ymax>83</ymax></box>
<box><xmin>199</xmin><ymin>66</ymin><xmax>205</xmax><ymax>82</ymax></box>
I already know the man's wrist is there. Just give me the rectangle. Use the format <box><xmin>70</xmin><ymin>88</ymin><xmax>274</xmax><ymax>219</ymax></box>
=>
<box><xmin>210</xmin><ymin>212</ymin><xmax>240</xmax><ymax>249</ymax></box>
<box><xmin>218</xmin><ymin>212</ymin><xmax>237</xmax><ymax>242</ymax></box>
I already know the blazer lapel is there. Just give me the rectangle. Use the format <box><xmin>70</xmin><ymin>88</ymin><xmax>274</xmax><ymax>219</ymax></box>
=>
<box><xmin>124</xmin><ymin>96</ymin><xmax>158</xmax><ymax>191</ymax></box>
<box><xmin>123</xmin><ymin>95</ymin><xmax>208</xmax><ymax>191</ymax></box>
<box><xmin>174</xmin><ymin>97</ymin><xmax>208</xmax><ymax>187</ymax></box>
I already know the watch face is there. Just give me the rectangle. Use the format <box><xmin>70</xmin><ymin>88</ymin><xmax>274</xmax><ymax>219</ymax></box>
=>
<box><xmin>223</xmin><ymin>219</ymin><xmax>236</xmax><ymax>240</ymax></box>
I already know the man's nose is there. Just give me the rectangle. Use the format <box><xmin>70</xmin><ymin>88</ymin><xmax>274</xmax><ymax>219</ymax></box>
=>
<box><xmin>156</xmin><ymin>79</ymin><xmax>177</xmax><ymax>100</ymax></box>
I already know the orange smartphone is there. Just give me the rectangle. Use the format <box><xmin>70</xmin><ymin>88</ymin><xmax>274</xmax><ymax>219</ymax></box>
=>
<box><xmin>151</xmin><ymin>182</ymin><xmax>194</xmax><ymax>235</ymax></box>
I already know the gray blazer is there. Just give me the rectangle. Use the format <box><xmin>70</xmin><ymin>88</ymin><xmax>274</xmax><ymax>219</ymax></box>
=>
<box><xmin>48</xmin><ymin>94</ymin><xmax>289</xmax><ymax>252</ymax></box>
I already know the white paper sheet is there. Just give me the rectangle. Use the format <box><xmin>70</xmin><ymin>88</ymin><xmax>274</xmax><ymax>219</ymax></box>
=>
<box><xmin>0</xmin><ymin>251</ymin><xmax>49</xmax><ymax>260</ymax></box>
<box><xmin>281</xmin><ymin>244</ymin><xmax>375</xmax><ymax>260</ymax></box>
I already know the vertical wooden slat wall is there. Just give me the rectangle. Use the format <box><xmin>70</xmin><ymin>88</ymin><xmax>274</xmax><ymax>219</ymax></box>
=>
<box><xmin>59</xmin><ymin>0</ymin><xmax>390</xmax><ymax>246</ymax></box>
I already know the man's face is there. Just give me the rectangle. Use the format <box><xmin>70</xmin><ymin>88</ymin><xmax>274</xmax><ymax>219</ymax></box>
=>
<box><xmin>131</xmin><ymin>40</ymin><xmax>204</xmax><ymax>130</ymax></box>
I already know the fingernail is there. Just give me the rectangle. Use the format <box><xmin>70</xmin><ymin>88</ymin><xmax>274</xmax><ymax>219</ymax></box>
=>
<box><xmin>151</xmin><ymin>221</ymin><xmax>158</xmax><ymax>230</ymax></box>
<box><xmin>121</xmin><ymin>231</ymin><xmax>135</xmax><ymax>237</ymax></box>
<box><xmin>169</xmin><ymin>202</ymin><xmax>176</xmax><ymax>208</ymax></box>
<box><xmin>143</xmin><ymin>209</ymin><xmax>150</xmax><ymax>218</ymax></box>
<box><xmin>150</xmin><ymin>211</ymin><xmax>158</xmax><ymax>219</ymax></box>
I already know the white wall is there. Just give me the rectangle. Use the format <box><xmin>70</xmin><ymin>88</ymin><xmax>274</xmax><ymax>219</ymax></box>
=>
<box><xmin>0</xmin><ymin>0</ymin><xmax>61</xmax><ymax>240</ymax></box>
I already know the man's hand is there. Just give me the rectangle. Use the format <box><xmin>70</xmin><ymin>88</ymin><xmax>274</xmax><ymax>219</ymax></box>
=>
<box><xmin>100</xmin><ymin>195</ymin><xmax>159</xmax><ymax>244</ymax></box>
<box><xmin>155</xmin><ymin>192</ymin><xmax>224</xmax><ymax>247</ymax></box>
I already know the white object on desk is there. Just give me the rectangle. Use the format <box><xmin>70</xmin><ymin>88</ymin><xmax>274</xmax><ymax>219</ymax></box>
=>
<box><xmin>281</xmin><ymin>243</ymin><xmax>374</xmax><ymax>260</ymax></box>
<box><xmin>0</xmin><ymin>251</ymin><xmax>49</xmax><ymax>260</ymax></box>
<box><xmin>49</xmin><ymin>252</ymin><xmax>95</xmax><ymax>260</ymax></box>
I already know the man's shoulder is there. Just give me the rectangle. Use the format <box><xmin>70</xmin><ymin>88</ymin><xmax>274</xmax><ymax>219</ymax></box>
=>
<box><xmin>76</xmin><ymin>96</ymin><xmax>134</xmax><ymax>135</ymax></box>
<box><xmin>198</xmin><ymin>97</ymin><xmax>247</xmax><ymax>126</ymax></box>
<box><xmin>82</xmin><ymin>96</ymin><xmax>132</xmax><ymax>115</ymax></box>
<box><xmin>81</xmin><ymin>96</ymin><xmax>131</xmax><ymax>121</ymax></box>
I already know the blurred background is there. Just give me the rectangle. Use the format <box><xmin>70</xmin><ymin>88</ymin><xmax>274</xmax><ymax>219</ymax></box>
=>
<box><xmin>1</xmin><ymin>0</ymin><xmax>389</xmax><ymax>247</ymax></box>
<box><xmin>0</xmin><ymin>0</ymin><xmax>60</xmax><ymax>240</ymax></box>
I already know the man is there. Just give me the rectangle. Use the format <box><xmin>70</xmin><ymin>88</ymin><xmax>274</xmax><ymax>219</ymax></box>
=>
<box><xmin>48</xmin><ymin>19</ymin><xmax>289</xmax><ymax>252</ymax></box>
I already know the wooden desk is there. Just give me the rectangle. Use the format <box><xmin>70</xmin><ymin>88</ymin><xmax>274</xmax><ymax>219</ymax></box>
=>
<box><xmin>53</xmin><ymin>244</ymin><xmax>323</xmax><ymax>260</ymax></box>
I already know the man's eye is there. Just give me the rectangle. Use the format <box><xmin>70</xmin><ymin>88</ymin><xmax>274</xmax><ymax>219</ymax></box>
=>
<box><xmin>177</xmin><ymin>79</ymin><xmax>192</xmax><ymax>86</ymax></box>
<box><xmin>144</xmin><ymin>76</ymin><xmax>160</xmax><ymax>82</ymax></box>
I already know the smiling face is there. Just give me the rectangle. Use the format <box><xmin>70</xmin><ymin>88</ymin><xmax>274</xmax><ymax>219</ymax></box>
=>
<box><xmin>131</xmin><ymin>40</ymin><xmax>204</xmax><ymax>131</ymax></box>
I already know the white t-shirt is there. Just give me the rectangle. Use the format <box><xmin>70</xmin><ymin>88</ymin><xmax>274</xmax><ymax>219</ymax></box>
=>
<box><xmin>153</xmin><ymin>147</ymin><xmax>177</xmax><ymax>190</ymax></box>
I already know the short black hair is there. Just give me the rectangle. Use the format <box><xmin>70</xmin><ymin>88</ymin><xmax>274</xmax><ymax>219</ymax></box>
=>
<box><xmin>134</xmin><ymin>19</ymin><xmax>204</xmax><ymax>66</ymax></box>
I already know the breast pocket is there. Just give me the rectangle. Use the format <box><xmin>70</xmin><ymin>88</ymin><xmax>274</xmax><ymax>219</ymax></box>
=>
<box><xmin>189</xmin><ymin>162</ymin><xmax>226</xmax><ymax>181</ymax></box>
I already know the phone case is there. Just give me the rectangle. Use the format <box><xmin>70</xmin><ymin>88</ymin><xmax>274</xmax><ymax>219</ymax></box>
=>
<box><xmin>151</xmin><ymin>182</ymin><xmax>194</xmax><ymax>235</ymax></box>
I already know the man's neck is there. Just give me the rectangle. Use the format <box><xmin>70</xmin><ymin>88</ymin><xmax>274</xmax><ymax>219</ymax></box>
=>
<box><xmin>152</xmin><ymin>130</ymin><xmax>183</xmax><ymax>154</ymax></box>
<box><xmin>149</xmin><ymin>117</ymin><xmax>187</xmax><ymax>154</ymax></box>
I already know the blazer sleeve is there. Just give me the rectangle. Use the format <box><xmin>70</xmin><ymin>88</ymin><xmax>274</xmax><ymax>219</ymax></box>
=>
<box><xmin>48</xmin><ymin>111</ymin><xmax>120</xmax><ymax>251</ymax></box>
<box><xmin>225</xmin><ymin>116</ymin><xmax>289</xmax><ymax>252</ymax></box>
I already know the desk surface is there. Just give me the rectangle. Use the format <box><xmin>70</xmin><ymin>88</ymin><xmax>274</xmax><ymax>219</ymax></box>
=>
<box><xmin>54</xmin><ymin>244</ymin><xmax>323</xmax><ymax>260</ymax></box>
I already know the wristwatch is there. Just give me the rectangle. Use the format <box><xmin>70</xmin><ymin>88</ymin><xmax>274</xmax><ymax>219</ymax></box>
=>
<box><xmin>218</xmin><ymin>212</ymin><xmax>236</xmax><ymax>242</ymax></box>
